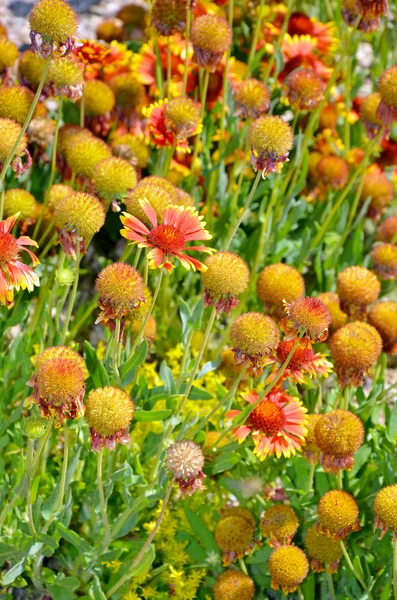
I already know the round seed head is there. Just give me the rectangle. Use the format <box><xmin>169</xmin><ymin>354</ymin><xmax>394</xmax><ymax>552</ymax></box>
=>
<box><xmin>317</xmin><ymin>292</ymin><xmax>347</xmax><ymax>331</ymax></box>
<box><xmin>0</xmin><ymin>118</ymin><xmax>27</xmax><ymax>161</ymax></box>
<box><xmin>0</xmin><ymin>36</ymin><xmax>18</xmax><ymax>71</ymax></box>
<box><xmin>215</xmin><ymin>507</ymin><xmax>255</xmax><ymax>555</ymax></box>
<box><xmin>47</xmin><ymin>56</ymin><xmax>84</xmax><ymax>89</ymax></box>
<box><xmin>54</xmin><ymin>192</ymin><xmax>106</xmax><ymax>239</ymax></box>
<box><xmin>65</xmin><ymin>135</ymin><xmax>111</xmax><ymax>178</ymax></box>
<box><xmin>371</xmin><ymin>243</ymin><xmax>397</xmax><ymax>280</ymax></box>
<box><xmin>202</xmin><ymin>251</ymin><xmax>249</xmax><ymax>312</ymax></box>
<box><xmin>302</xmin><ymin>414</ymin><xmax>322</xmax><ymax>465</ymax></box>
<box><xmin>374</xmin><ymin>485</ymin><xmax>397</xmax><ymax>538</ymax></box>
<box><xmin>368</xmin><ymin>301</ymin><xmax>397</xmax><ymax>350</ymax></box>
<box><xmin>111</xmin><ymin>72</ymin><xmax>144</xmax><ymax>109</ymax></box>
<box><xmin>284</xmin><ymin>296</ymin><xmax>331</xmax><ymax>341</ymax></box>
<box><xmin>316</xmin><ymin>155</ymin><xmax>349</xmax><ymax>189</ymax></box>
<box><xmin>0</xmin><ymin>86</ymin><xmax>36</xmax><ymax>124</ymax></box>
<box><xmin>29</xmin><ymin>0</ymin><xmax>78</xmax><ymax>44</ymax></box>
<box><xmin>4</xmin><ymin>188</ymin><xmax>37</xmax><ymax>220</ymax></box>
<box><xmin>19</xmin><ymin>50</ymin><xmax>46</xmax><ymax>89</ymax></box>
<box><xmin>361</xmin><ymin>168</ymin><xmax>393</xmax><ymax>217</ymax></box>
<box><xmin>92</xmin><ymin>157</ymin><xmax>137</xmax><ymax>198</ymax></box>
<box><xmin>248</xmin><ymin>115</ymin><xmax>293</xmax><ymax>163</ymax></box>
<box><xmin>110</xmin><ymin>133</ymin><xmax>149</xmax><ymax>169</ymax></box>
<box><xmin>214</xmin><ymin>570</ymin><xmax>255</xmax><ymax>600</ymax></box>
<box><xmin>191</xmin><ymin>14</ymin><xmax>232</xmax><ymax>68</ymax></box>
<box><xmin>164</xmin><ymin>97</ymin><xmax>202</xmax><ymax>141</ymax></box>
<box><xmin>377</xmin><ymin>215</ymin><xmax>397</xmax><ymax>243</ymax></box>
<box><xmin>282</xmin><ymin>68</ymin><xmax>324</xmax><ymax>111</ymax></box>
<box><xmin>48</xmin><ymin>183</ymin><xmax>74</xmax><ymax>211</ymax></box>
<box><xmin>317</xmin><ymin>490</ymin><xmax>360</xmax><ymax>540</ymax></box>
<box><xmin>22</xmin><ymin>416</ymin><xmax>47</xmax><ymax>440</ymax></box>
<box><xmin>165</xmin><ymin>439</ymin><xmax>205</xmax><ymax>481</ymax></box>
<box><xmin>337</xmin><ymin>265</ymin><xmax>380</xmax><ymax>309</ymax></box>
<box><xmin>304</xmin><ymin>525</ymin><xmax>343</xmax><ymax>573</ymax></box>
<box><xmin>151</xmin><ymin>0</ymin><xmax>186</xmax><ymax>36</ymax></box>
<box><xmin>85</xmin><ymin>386</ymin><xmax>134</xmax><ymax>438</ymax></box>
<box><xmin>261</xmin><ymin>504</ymin><xmax>299</xmax><ymax>545</ymax></box>
<box><xmin>257</xmin><ymin>263</ymin><xmax>305</xmax><ymax>309</ymax></box>
<box><xmin>268</xmin><ymin>545</ymin><xmax>309</xmax><ymax>594</ymax></box>
<box><xmin>230</xmin><ymin>312</ymin><xmax>280</xmax><ymax>359</ymax></box>
<box><xmin>81</xmin><ymin>80</ymin><xmax>115</xmax><ymax>116</ymax></box>
<box><xmin>35</xmin><ymin>345</ymin><xmax>86</xmax><ymax>375</ymax></box>
<box><xmin>233</xmin><ymin>78</ymin><xmax>271</xmax><ymax>119</ymax></box>
<box><xmin>95</xmin><ymin>262</ymin><xmax>146</xmax><ymax>320</ymax></box>
<box><xmin>315</xmin><ymin>409</ymin><xmax>364</xmax><ymax>472</ymax></box>
<box><xmin>125</xmin><ymin>176</ymin><xmax>177</xmax><ymax>224</ymax></box>
<box><xmin>379</xmin><ymin>65</ymin><xmax>397</xmax><ymax>108</ymax></box>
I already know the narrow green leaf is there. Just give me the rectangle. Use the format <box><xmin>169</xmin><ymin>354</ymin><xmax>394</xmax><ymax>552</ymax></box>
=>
<box><xmin>184</xmin><ymin>509</ymin><xmax>219</xmax><ymax>555</ymax></box>
<box><xmin>120</xmin><ymin>340</ymin><xmax>148</xmax><ymax>384</ymax></box>
<box><xmin>90</xmin><ymin>576</ymin><xmax>107</xmax><ymax>600</ymax></box>
<box><xmin>134</xmin><ymin>409</ymin><xmax>172</xmax><ymax>422</ymax></box>
<box><xmin>55</xmin><ymin>522</ymin><xmax>92</xmax><ymax>555</ymax></box>
<box><xmin>2</xmin><ymin>559</ymin><xmax>25</xmax><ymax>585</ymax></box>
<box><xmin>389</xmin><ymin>403</ymin><xmax>397</xmax><ymax>438</ymax></box>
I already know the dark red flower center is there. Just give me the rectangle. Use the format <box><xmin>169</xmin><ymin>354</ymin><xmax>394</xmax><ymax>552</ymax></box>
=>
<box><xmin>0</xmin><ymin>232</ymin><xmax>19</xmax><ymax>263</ymax></box>
<box><xmin>147</xmin><ymin>224</ymin><xmax>186</xmax><ymax>254</ymax></box>
<box><xmin>249</xmin><ymin>399</ymin><xmax>286</xmax><ymax>436</ymax></box>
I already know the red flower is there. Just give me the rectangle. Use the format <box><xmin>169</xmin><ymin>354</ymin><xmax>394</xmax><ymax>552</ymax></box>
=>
<box><xmin>120</xmin><ymin>200</ymin><xmax>213</xmax><ymax>273</ymax></box>
<box><xmin>265</xmin><ymin>338</ymin><xmax>332</xmax><ymax>384</ymax></box>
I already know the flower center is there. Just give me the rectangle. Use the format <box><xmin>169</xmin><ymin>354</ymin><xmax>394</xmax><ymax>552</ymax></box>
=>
<box><xmin>249</xmin><ymin>399</ymin><xmax>286</xmax><ymax>435</ymax></box>
<box><xmin>147</xmin><ymin>224</ymin><xmax>186</xmax><ymax>254</ymax></box>
<box><xmin>0</xmin><ymin>232</ymin><xmax>19</xmax><ymax>263</ymax></box>
<box><xmin>277</xmin><ymin>340</ymin><xmax>314</xmax><ymax>369</ymax></box>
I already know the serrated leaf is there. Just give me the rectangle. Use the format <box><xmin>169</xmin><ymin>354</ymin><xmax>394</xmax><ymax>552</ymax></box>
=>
<box><xmin>134</xmin><ymin>409</ymin><xmax>172</xmax><ymax>422</ymax></box>
<box><xmin>55</xmin><ymin>522</ymin><xmax>92</xmax><ymax>555</ymax></box>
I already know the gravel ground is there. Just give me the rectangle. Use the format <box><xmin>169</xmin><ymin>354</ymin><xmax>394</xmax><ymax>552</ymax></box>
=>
<box><xmin>0</xmin><ymin>0</ymin><xmax>129</xmax><ymax>46</ymax></box>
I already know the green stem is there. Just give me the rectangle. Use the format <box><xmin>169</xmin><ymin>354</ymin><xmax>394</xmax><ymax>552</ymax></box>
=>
<box><xmin>112</xmin><ymin>319</ymin><xmax>121</xmax><ymax>384</ymax></box>
<box><xmin>261</xmin><ymin>0</ymin><xmax>293</xmax><ymax>81</ymax></box>
<box><xmin>43</xmin><ymin>423</ymin><xmax>69</xmax><ymax>533</ymax></box>
<box><xmin>238</xmin><ymin>557</ymin><xmax>248</xmax><ymax>575</ymax></box>
<box><xmin>246</xmin><ymin>0</ymin><xmax>265</xmax><ymax>77</ymax></box>
<box><xmin>153</xmin><ymin>35</ymin><xmax>164</xmax><ymax>99</ymax></box>
<box><xmin>224</xmin><ymin>171</ymin><xmax>261</xmax><ymax>250</ymax></box>
<box><xmin>98</xmin><ymin>448</ymin><xmax>111</xmax><ymax>552</ymax></box>
<box><xmin>182</xmin><ymin>0</ymin><xmax>192</xmax><ymax>96</ymax></box>
<box><xmin>340</xmin><ymin>540</ymin><xmax>370</xmax><ymax>596</ymax></box>
<box><xmin>166</xmin><ymin>36</ymin><xmax>172</xmax><ymax>99</ymax></box>
<box><xmin>26</xmin><ymin>441</ymin><xmax>37</xmax><ymax>537</ymax></box>
<box><xmin>106</xmin><ymin>479</ymin><xmax>174</xmax><ymax>598</ymax></box>
<box><xmin>33</xmin><ymin>95</ymin><xmax>64</xmax><ymax>239</ymax></box>
<box><xmin>176</xmin><ymin>330</ymin><xmax>193</xmax><ymax>392</ymax></box>
<box><xmin>80</xmin><ymin>85</ymin><xmax>85</xmax><ymax>128</ymax></box>
<box><xmin>0</xmin><ymin>54</ymin><xmax>52</xmax><ymax>190</ymax></box>
<box><xmin>0</xmin><ymin>187</ymin><xmax>4</xmax><ymax>221</ymax></box>
<box><xmin>218</xmin><ymin>0</ymin><xmax>234</xmax><ymax>157</ymax></box>
<box><xmin>336</xmin><ymin>470</ymin><xmax>343</xmax><ymax>490</ymax></box>
<box><xmin>307</xmin><ymin>462</ymin><xmax>315</xmax><ymax>493</ymax></box>
<box><xmin>393</xmin><ymin>540</ymin><xmax>397</xmax><ymax>600</ymax></box>
<box><xmin>326</xmin><ymin>572</ymin><xmax>336</xmax><ymax>600</ymax></box>
<box><xmin>61</xmin><ymin>241</ymin><xmax>81</xmax><ymax>343</ymax></box>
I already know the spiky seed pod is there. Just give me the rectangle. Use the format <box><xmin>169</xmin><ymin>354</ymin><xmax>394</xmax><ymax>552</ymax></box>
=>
<box><xmin>0</xmin><ymin>86</ymin><xmax>36</xmax><ymax>125</ymax></box>
<box><xmin>0</xmin><ymin>36</ymin><xmax>18</xmax><ymax>72</ymax></box>
<box><xmin>151</xmin><ymin>0</ymin><xmax>186</xmax><ymax>36</ymax></box>
<box><xmin>125</xmin><ymin>176</ymin><xmax>177</xmax><ymax>225</ymax></box>
<box><xmin>329</xmin><ymin>321</ymin><xmax>382</xmax><ymax>387</ymax></box>
<box><xmin>248</xmin><ymin>116</ymin><xmax>293</xmax><ymax>177</ymax></box>
<box><xmin>215</xmin><ymin>507</ymin><xmax>256</xmax><ymax>565</ymax></box>
<box><xmin>377</xmin><ymin>215</ymin><xmax>397</xmax><ymax>243</ymax></box>
<box><xmin>46</xmin><ymin>57</ymin><xmax>84</xmax><ymax>97</ymax></box>
<box><xmin>317</xmin><ymin>292</ymin><xmax>347</xmax><ymax>331</ymax></box>
<box><xmin>95</xmin><ymin>262</ymin><xmax>145</xmax><ymax>324</ymax></box>
<box><xmin>361</xmin><ymin>92</ymin><xmax>383</xmax><ymax>138</ymax></box>
<box><xmin>230</xmin><ymin>312</ymin><xmax>280</xmax><ymax>374</ymax></box>
<box><xmin>85</xmin><ymin>386</ymin><xmax>134</xmax><ymax>451</ymax></box>
<box><xmin>302</xmin><ymin>414</ymin><xmax>322</xmax><ymax>465</ymax></box>
<box><xmin>174</xmin><ymin>188</ymin><xmax>194</xmax><ymax>207</ymax></box>
<box><xmin>65</xmin><ymin>135</ymin><xmax>112</xmax><ymax>178</ymax></box>
<box><xmin>257</xmin><ymin>263</ymin><xmax>305</xmax><ymax>317</ymax></box>
<box><xmin>374</xmin><ymin>485</ymin><xmax>397</xmax><ymax>539</ymax></box>
<box><xmin>48</xmin><ymin>184</ymin><xmax>74</xmax><ymax>211</ymax></box>
<box><xmin>81</xmin><ymin>80</ymin><xmax>115</xmax><ymax>117</ymax></box>
<box><xmin>164</xmin><ymin>97</ymin><xmax>202</xmax><ymax>141</ymax></box>
<box><xmin>4</xmin><ymin>189</ymin><xmax>37</xmax><ymax>220</ymax></box>
<box><xmin>368</xmin><ymin>301</ymin><xmax>397</xmax><ymax>353</ymax></box>
<box><xmin>371</xmin><ymin>243</ymin><xmax>397</xmax><ymax>280</ymax></box>
<box><xmin>22</xmin><ymin>416</ymin><xmax>47</xmax><ymax>440</ymax></box>
<box><xmin>111</xmin><ymin>73</ymin><xmax>144</xmax><ymax>109</ymax></box>
<box><xmin>282</xmin><ymin>68</ymin><xmax>324</xmax><ymax>111</ymax></box>
<box><xmin>304</xmin><ymin>525</ymin><xmax>343</xmax><ymax>573</ymax></box>
<box><xmin>317</xmin><ymin>490</ymin><xmax>360</xmax><ymax>540</ymax></box>
<box><xmin>337</xmin><ymin>265</ymin><xmax>380</xmax><ymax>317</ymax></box>
<box><xmin>261</xmin><ymin>504</ymin><xmax>299</xmax><ymax>546</ymax></box>
<box><xmin>233</xmin><ymin>78</ymin><xmax>271</xmax><ymax>119</ymax></box>
<box><xmin>55</xmin><ymin>192</ymin><xmax>105</xmax><ymax>240</ymax></box>
<box><xmin>29</xmin><ymin>0</ymin><xmax>78</xmax><ymax>44</ymax></box>
<box><xmin>58</xmin><ymin>124</ymin><xmax>93</xmax><ymax>155</ymax></box>
<box><xmin>314</xmin><ymin>410</ymin><xmax>364</xmax><ymax>473</ymax></box>
<box><xmin>360</xmin><ymin>167</ymin><xmax>393</xmax><ymax>219</ymax></box>
<box><xmin>165</xmin><ymin>440</ymin><xmax>205</xmax><ymax>496</ymax></box>
<box><xmin>213</xmin><ymin>570</ymin><xmax>255</xmax><ymax>600</ymax></box>
<box><xmin>0</xmin><ymin>118</ymin><xmax>27</xmax><ymax>162</ymax></box>
<box><xmin>35</xmin><ymin>345</ymin><xmax>87</xmax><ymax>375</ymax></box>
<box><xmin>316</xmin><ymin>155</ymin><xmax>349</xmax><ymax>189</ymax></box>
<box><xmin>92</xmin><ymin>157</ymin><xmax>137</xmax><ymax>199</ymax></box>
<box><xmin>268</xmin><ymin>545</ymin><xmax>309</xmax><ymax>594</ymax></box>
<box><xmin>19</xmin><ymin>50</ymin><xmax>46</xmax><ymax>90</ymax></box>
<box><xmin>202</xmin><ymin>251</ymin><xmax>249</xmax><ymax>315</ymax></box>
<box><xmin>110</xmin><ymin>134</ymin><xmax>149</xmax><ymax>169</ymax></box>
<box><xmin>28</xmin><ymin>118</ymin><xmax>56</xmax><ymax>149</ymax></box>
<box><xmin>282</xmin><ymin>296</ymin><xmax>331</xmax><ymax>342</ymax></box>
<box><xmin>191</xmin><ymin>14</ymin><xmax>232</xmax><ymax>69</ymax></box>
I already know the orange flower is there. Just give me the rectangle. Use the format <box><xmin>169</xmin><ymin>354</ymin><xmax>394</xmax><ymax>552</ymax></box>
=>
<box><xmin>0</xmin><ymin>213</ymin><xmax>39</xmax><ymax>307</ymax></box>
<box><xmin>143</xmin><ymin>98</ymin><xmax>202</xmax><ymax>152</ymax></box>
<box><xmin>281</xmin><ymin>296</ymin><xmax>331</xmax><ymax>342</ymax></box>
<box><xmin>227</xmin><ymin>389</ymin><xmax>307</xmax><ymax>460</ymax></box>
<box><xmin>120</xmin><ymin>200</ymin><xmax>213</xmax><ymax>273</ymax></box>
<box><xmin>266</xmin><ymin>338</ymin><xmax>332</xmax><ymax>384</ymax></box>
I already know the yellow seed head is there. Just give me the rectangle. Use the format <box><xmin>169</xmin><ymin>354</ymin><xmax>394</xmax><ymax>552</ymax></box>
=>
<box><xmin>233</xmin><ymin>78</ymin><xmax>271</xmax><ymax>118</ymax></box>
<box><xmin>315</xmin><ymin>409</ymin><xmax>364</xmax><ymax>459</ymax></box>
<box><xmin>230</xmin><ymin>312</ymin><xmax>280</xmax><ymax>359</ymax></box>
<box><xmin>0</xmin><ymin>36</ymin><xmax>18</xmax><ymax>71</ymax></box>
<box><xmin>283</xmin><ymin>68</ymin><xmax>324</xmax><ymax>111</ymax></box>
<box><xmin>29</xmin><ymin>0</ymin><xmax>78</xmax><ymax>44</ymax></box>
<box><xmin>317</xmin><ymin>292</ymin><xmax>347</xmax><ymax>331</ymax></box>
<box><xmin>54</xmin><ymin>192</ymin><xmax>106</xmax><ymax>239</ymax></box>
<box><xmin>110</xmin><ymin>133</ymin><xmax>149</xmax><ymax>169</ymax></box>
<box><xmin>36</xmin><ymin>358</ymin><xmax>85</xmax><ymax>404</ymax></box>
<box><xmin>317</xmin><ymin>490</ymin><xmax>360</xmax><ymax>540</ymax></box>
<box><xmin>48</xmin><ymin>183</ymin><xmax>74</xmax><ymax>211</ymax></box>
<box><xmin>19</xmin><ymin>50</ymin><xmax>46</xmax><ymax>90</ymax></box>
<box><xmin>374</xmin><ymin>485</ymin><xmax>397</xmax><ymax>538</ymax></box>
<box><xmin>0</xmin><ymin>86</ymin><xmax>36</xmax><ymax>125</ymax></box>
<box><xmin>257</xmin><ymin>263</ymin><xmax>305</xmax><ymax>309</ymax></box>
<box><xmin>371</xmin><ymin>243</ymin><xmax>397</xmax><ymax>280</ymax></box>
<box><xmin>268</xmin><ymin>545</ymin><xmax>309</xmax><ymax>594</ymax></box>
<box><xmin>4</xmin><ymin>188</ymin><xmax>37</xmax><ymax>220</ymax></box>
<box><xmin>85</xmin><ymin>386</ymin><xmax>134</xmax><ymax>437</ymax></box>
<box><xmin>215</xmin><ymin>507</ymin><xmax>255</xmax><ymax>555</ymax></box>
<box><xmin>191</xmin><ymin>15</ymin><xmax>232</xmax><ymax>66</ymax></box>
<box><xmin>368</xmin><ymin>301</ymin><xmax>397</xmax><ymax>350</ymax></box>
<box><xmin>304</xmin><ymin>525</ymin><xmax>343</xmax><ymax>572</ymax></box>
<box><xmin>164</xmin><ymin>97</ymin><xmax>202</xmax><ymax>140</ymax></box>
<box><xmin>65</xmin><ymin>135</ymin><xmax>112</xmax><ymax>178</ymax></box>
<box><xmin>202</xmin><ymin>252</ymin><xmax>249</xmax><ymax>299</ymax></box>
<box><xmin>92</xmin><ymin>157</ymin><xmax>137</xmax><ymax>198</ymax></box>
<box><xmin>47</xmin><ymin>56</ymin><xmax>84</xmax><ymax>89</ymax></box>
<box><xmin>96</xmin><ymin>262</ymin><xmax>146</xmax><ymax>319</ymax></box>
<box><xmin>0</xmin><ymin>118</ymin><xmax>27</xmax><ymax>161</ymax></box>
<box><xmin>151</xmin><ymin>0</ymin><xmax>186</xmax><ymax>36</ymax></box>
<box><xmin>213</xmin><ymin>570</ymin><xmax>255</xmax><ymax>600</ymax></box>
<box><xmin>337</xmin><ymin>265</ymin><xmax>380</xmax><ymax>307</ymax></box>
<box><xmin>249</xmin><ymin>115</ymin><xmax>293</xmax><ymax>160</ymax></box>
<box><xmin>379</xmin><ymin>66</ymin><xmax>397</xmax><ymax>108</ymax></box>
<box><xmin>261</xmin><ymin>504</ymin><xmax>299</xmax><ymax>545</ymax></box>
<box><xmin>111</xmin><ymin>72</ymin><xmax>144</xmax><ymax>109</ymax></box>
<box><xmin>81</xmin><ymin>80</ymin><xmax>115</xmax><ymax>117</ymax></box>
<box><xmin>125</xmin><ymin>176</ymin><xmax>177</xmax><ymax>225</ymax></box>
<box><xmin>302</xmin><ymin>414</ymin><xmax>322</xmax><ymax>464</ymax></box>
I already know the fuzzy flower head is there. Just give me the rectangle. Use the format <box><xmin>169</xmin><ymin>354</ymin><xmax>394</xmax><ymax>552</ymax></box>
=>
<box><xmin>342</xmin><ymin>0</ymin><xmax>384</xmax><ymax>32</ymax></box>
<box><xmin>282</xmin><ymin>68</ymin><xmax>324</xmax><ymax>111</ymax></box>
<box><xmin>191</xmin><ymin>14</ymin><xmax>232</xmax><ymax>70</ymax></box>
<box><xmin>144</xmin><ymin>98</ymin><xmax>202</xmax><ymax>152</ymax></box>
<box><xmin>22</xmin><ymin>416</ymin><xmax>48</xmax><ymax>440</ymax></box>
<box><xmin>81</xmin><ymin>80</ymin><xmax>115</xmax><ymax>117</ymax></box>
<box><xmin>111</xmin><ymin>72</ymin><xmax>144</xmax><ymax>110</ymax></box>
<box><xmin>165</xmin><ymin>440</ymin><xmax>205</xmax><ymax>496</ymax></box>
<box><xmin>257</xmin><ymin>263</ymin><xmax>305</xmax><ymax>318</ymax></box>
<box><xmin>120</xmin><ymin>200</ymin><xmax>213</xmax><ymax>273</ymax></box>
<box><xmin>0</xmin><ymin>37</ymin><xmax>18</xmax><ymax>73</ymax></box>
<box><xmin>268</xmin><ymin>545</ymin><xmax>309</xmax><ymax>595</ymax></box>
<box><xmin>248</xmin><ymin>116</ymin><xmax>294</xmax><ymax>178</ymax></box>
<box><xmin>27</xmin><ymin>346</ymin><xmax>86</xmax><ymax>427</ymax></box>
<box><xmin>54</xmin><ymin>192</ymin><xmax>106</xmax><ymax>258</ymax></box>
<box><xmin>0</xmin><ymin>86</ymin><xmax>36</xmax><ymax>125</ymax></box>
<box><xmin>151</xmin><ymin>0</ymin><xmax>186</xmax><ymax>36</ymax></box>
<box><xmin>233</xmin><ymin>79</ymin><xmax>271</xmax><ymax>119</ymax></box>
<box><xmin>302</xmin><ymin>414</ymin><xmax>322</xmax><ymax>465</ymax></box>
<box><xmin>0</xmin><ymin>213</ymin><xmax>40</xmax><ymax>308</ymax></box>
<box><xmin>215</xmin><ymin>507</ymin><xmax>256</xmax><ymax>566</ymax></box>
<box><xmin>267</xmin><ymin>337</ymin><xmax>333</xmax><ymax>384</ymax></box>
<box><xmin>125</xmin><ymin>176</ymin><xmax>177</xmax><ymax>225</ymax></box>
<box><xmin>316</xmin><ymin>294</ymin><xmax>347</xmax><ymax>331</ymax></box>
<box><xmin>368</xmin><ymin>301</ymin><xmax>397</xmax><ymax>353</ymax></box>
<box><xmin>227</xmin><ymin>389</ymin><xmax>307</xmax><ymax>460</ymax></box>
<box><xmin>316</xmin><ymin>155</ymin><xmax>349</xmax><ymax>190</ymax></box>
<box><xmin>110</xmin><ymin>134</ymin><xmax>150</xmax><ymax>169</ymax></box>
<box><xmin>65</xmin><ymin>135</ymin><xmax>112</xmax><ymax>178</ymax></box>
<box><xmin>374</xmin><ymin>485</ymin><xmax>397</xmax><ymax>539</ymax></box>
<box><xmin>85</xmin><ymin>386</ymin><xmax>134</xmax><ymax>451</ymax></box>
<box><xmin>213</xmin><ymin>570</ymin><xmax>255</xmax><ymax>600</ymax></box>
<box><xmin>19</xmin><ymin>51</ymin><xmax>46</xmax><ymax>90</ymax></box>
<box><xmin>378</xmin><ymin>215</ymin><xmax>397</xmax><ymax>244</ymax></box>
<box><xmin>29</xmin><ymin>0</ymin><xmax>78</xmax><ymax>57</ymax></box>
<box><xmin>229</xmin><ymin>312</ymin><xmax>280</xmax><ymax>374</ymax></box>
<box><xmin>48</xmin><ymin>184</ymin><xmax>74</xmax><ymax>211</ymax></box>
<box><xmin>0</xmin><ymin>118</ymin><xmax>29</xmax><ymax>175</ymax></box>
<box><xmin>330</xmin><ymin>321</ymin><xmax>382</xmax><ymax>387</ymax></box>
<box><xmin>4</xmin><ymin>189</ymin><xmax>37</xmax><ymax>222</ymax></box>
<box><xmin>377</xmin><ymin>65</ymin><xmax>397</xmax><ymax>129</ymax></box>
<box><xmin>371</xmin><ymin>243</ymin><xmax>397</xmax><ymax>280</ymax></box>
<box><xmin>304</xmin><ymin>525</ymin><xmax>343</xmax><ymax>574</ymax></box>
<box><xmin>317</xmin><ymin>490</ymin><xmax>360</xmax><ymax>541</ymax></box>
<box><xmin>361</xmin><ymin>92</ymin><xmax>383</xmax><ymax>139</ymax></box>
<box><xmin>261</xmin><ymin>504</ymin><xmax>299</xmax><ymax>547</ymax></box>
<box><xmin>314</xmin><ymin>410</ymin><xmax>364</xmax><ymax>473</ymax></box>
<box><xmin>92</xmin><ymin>157</ymin><xmax>137</xmax><ymax>200</ymax></box>
<box><xmin>281</xmin><ymin>296</ymin><xmax>331</xmax><ymax>342</ymax></box>
<box><xmin>95</xmin><ymin>262</ymin><xmax>145</xmax><ymax>326</ymax></box>
<box><xmin>337</xmin><ymin>265</ymin><xmax>380</xmax><ymax>318</ymax></box>
<box><xmin>201</xmin><ymin>251</ymin><xmax>249</xmax><ymax>316</ymax></box>
<box><xmin>46</xmin><ymin>57</ymin><xmax>84</xmax><ymax>99</ymax></box>
<box><xmin>360</xmin><ymin>166</ymin><xmax>393</xmax><ymax>220</ymax></box>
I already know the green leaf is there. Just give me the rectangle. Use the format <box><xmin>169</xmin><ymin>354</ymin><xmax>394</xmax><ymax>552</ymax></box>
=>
<box><xmin>187</xmin><ymin>298</ymin><xmax>204</xmax><ymax>331</ymax></box>
<box><xmin>120</xmin><ymin>340</ymin><xmax>148</xmax><ymax>384</ymax></box>
<box><xmin>134</xmin><ymin>409</ymin><xmax>172</xmax><ymax>422</ymax></box>
<box><xmin>55</xmin><ymin>523</ymin><xmax>92</xmax><ymax>555</ymax></box>
<box><xmin>90</xmin><ymin>576</ymin><xmax>107</xmax><ymax>600</ymax></box>
<box><xmin>349</xmin><ymin>445</ymin><xmax>372</xmax><ymax>477</ymax></box>
<box><xmin>353</xmin><ymin>556</ymin><xmax>365</xmax><ymax>581</ymax></box>
<box><xmin>160</xmin><ymin>361</ymin><xmax>176</xmax><ymax>395</ymax></box>
<box><xmin>184</xmin><ymin>509</ymin><xmax>219</xmax><ymax>555</ymax></box>
<box><xmin>389</xmin><ymin>403</ymin><xmax>397</xmax><ymax>439</ymax></box>
<box><xmin>84</xmin><ymin>341</ymin><xmax>109</xmax><ymax>389</ymax></box>
<box><xmin>208</xmin><ymin>451</ymin><xmax>242</xmax><ymax>475</ymax></box>
<box><xmin>2</xmin><ymin>559</ymin><xmax>25</xmax><ymax>585</ymax></box>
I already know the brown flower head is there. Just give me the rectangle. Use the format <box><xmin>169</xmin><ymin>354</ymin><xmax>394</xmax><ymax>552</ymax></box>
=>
<box><xmin>282</xmin><ymin>68</ymin><xmax>324</xmax><ymax>111</ymax></box>
<box><xmin>315</xmin><ymin>410</ymin><xmax>364</xmax><ymax>473</ymax></box>
<box><xmin>337</xmin><ymin>265</ymin><xmax>380</xmax><ymax>318</ymax></box>
<box><xmin>191</xmin><ymin>14</ymin><xmax>232</xmax><ymax>70</ymax></box>
<box><xmin>360</xmin><ymin>166</ymin><xmax>393</xmax><ymax>220</ymax></box>
<box><xmin>304</xmin><ymin>525</ymin><xmax>343</xmax><ymax>573</ymax></box>
<box><xmin>229</xmin><ymin>312</ymin><xmax>280</xmax><ymax>374</ymax></box>
<box><xmin>377</xmin><ymin>215</ymin><xmax>397</xmax><ymax>244</ymax></box>
<box><xmin>202</xmin><ymin>251</ymin><xmax>249</xmax><ymax>316</ymax></box>
<box><xmin>281</xmin><ymin>296</ymin><xmax>331</xmax><ymax>342</ymax></box>
<box><xmin>151</xmin><ymin>0</ymin><xmax>186</xmax><ymax>36</ymax></box>
<box><xmin>317</xmin><ymin>490</ymin><xmax>360</xmax><ymax>541</ymax></box>
<box><xmin>316</xmin><ymin>155</ymin><xmax>349</xmax><ymax>190</ymax></box>
<box><xmin>85</xmin><ymin>386</ymin><xmax>134</xmax><ymax>451</ymax></box>
<box><xmin>215</xmin><ymin>507</ymin><xmax>256</xmax><ymax>566</ymax></box>
<box><xmin>165</xmin><ymin>440</ymin><xmax>205</xmax><ymax>496</ymax></box>
<box><xmin>268</xmin><ymin>545</ymin><xmax>309</xmax><ymax>594</ymax></box>
<box><xmin>248</xmin><ymin>116</ymin><xmax>294</xmax><ymax>178</ymax></box>
<box><xmin>261</xmin><ymin>504</ymin><xmax>299</xmax><ymax>547</ymax></box>
<box><xmin>233</xmin><ymin>79</ymin><xmax>271</xmax><ymax>119</ymax></box>
<box><xmin>95</xmin><ymin>262</ymin><xmax>146</xmax><ymax>326</ymax></box>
